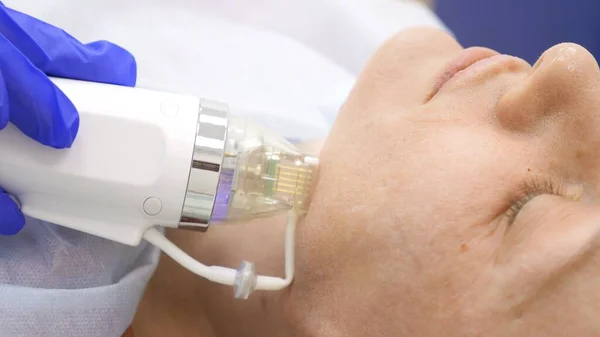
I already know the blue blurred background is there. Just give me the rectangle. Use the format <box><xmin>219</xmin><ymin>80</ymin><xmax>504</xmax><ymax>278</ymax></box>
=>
<box><xmin>435</xmin><ymin>0</ymin><xmax>600</xmax><ymax>65</ymax></box>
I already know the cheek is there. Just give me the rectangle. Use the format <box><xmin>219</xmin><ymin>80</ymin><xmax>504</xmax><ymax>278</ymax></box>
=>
<box><xmin>298</xmin><ymin>123</ymin><xmax>523</xmax><ymax>291</ymax></box>
<box><xmin>385</xmin><ymin>127</ymin><xmax>513</xmax><ymax>226</ymax></box>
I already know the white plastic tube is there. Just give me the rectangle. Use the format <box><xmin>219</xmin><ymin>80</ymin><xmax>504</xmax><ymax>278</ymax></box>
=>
<box><xmin>143</xmin><ymin>211</ymin><xmax>297</xmax><ymax>298</ymax></box>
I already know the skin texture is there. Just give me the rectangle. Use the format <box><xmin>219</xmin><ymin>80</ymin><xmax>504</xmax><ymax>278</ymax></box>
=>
<box><xmin>134</xmin><ymin>27</ymin><xmax>600</xmax><ymax>336</ymax></box>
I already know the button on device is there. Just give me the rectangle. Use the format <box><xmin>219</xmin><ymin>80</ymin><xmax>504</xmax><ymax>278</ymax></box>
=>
<box><xmin>160</xmin><ymin>100</ymin><xmax>179</xmax><ymax>117</ymax></box>
<box><xmin>143</xmin><ymin>197</ymin><xmax>162</xmax><ymax>216</ymax></box>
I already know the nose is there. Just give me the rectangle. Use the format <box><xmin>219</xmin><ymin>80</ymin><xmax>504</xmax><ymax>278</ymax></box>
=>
<box><xmin>496</xmin><ymin>43</ymin><xmax>600</xmax><ymax>132</ymax></box>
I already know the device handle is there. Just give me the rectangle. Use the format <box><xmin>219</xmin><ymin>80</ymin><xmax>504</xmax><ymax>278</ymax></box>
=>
<box><xmin>0</xmin><ymin>78</ymin><xmax>200</xmax><ymax>245</ymax></box>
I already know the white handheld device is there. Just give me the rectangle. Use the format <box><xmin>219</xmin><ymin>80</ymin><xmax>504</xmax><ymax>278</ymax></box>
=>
<box><xmin>0</xmin><ymin>78</ymin><xmax>318</xmax><ymax>299</ymax></box>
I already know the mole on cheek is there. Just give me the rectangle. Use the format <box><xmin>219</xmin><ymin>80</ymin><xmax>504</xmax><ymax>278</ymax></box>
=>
<box><xmin>461</xmin><ymin>243</ymin><xmax>469</xmax><ymax>252</ymax></box>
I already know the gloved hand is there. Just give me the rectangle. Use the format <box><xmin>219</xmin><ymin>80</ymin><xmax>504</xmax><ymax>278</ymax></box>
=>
<box><xmin>0</xmin><ymin>4</ymin><xmax>137</xmax><ymax>235</ymax></box>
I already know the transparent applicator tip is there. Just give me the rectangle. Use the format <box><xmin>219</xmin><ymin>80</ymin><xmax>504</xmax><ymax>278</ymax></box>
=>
<box><xmin>210</xmin><ymin>115</ymin><xmax>319</xmax><ymax>224</ymax></box>
<box><xmin>178</xmin><ymin>101</ymin><xmax>319</xmax><ymax>230</ymax></box>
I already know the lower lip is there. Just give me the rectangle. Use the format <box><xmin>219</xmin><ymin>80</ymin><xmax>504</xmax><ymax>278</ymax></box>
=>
<box><xmin>431</xmin><ymin>47</ymin><xmax>499</xmax><ymax>97</ymax></box>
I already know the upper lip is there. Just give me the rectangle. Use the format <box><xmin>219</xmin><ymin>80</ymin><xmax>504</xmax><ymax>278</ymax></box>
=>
<box><xmin>429</xmin><ymin>47</ymin><xmax>500</xmax><ymax>98</ymax></box>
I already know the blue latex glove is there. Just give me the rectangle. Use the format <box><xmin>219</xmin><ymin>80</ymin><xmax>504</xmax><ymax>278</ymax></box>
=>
<box><xmin>0</xmin><ymin>3</ymin><xmax>137</xmax><ymax>235</ymax></box>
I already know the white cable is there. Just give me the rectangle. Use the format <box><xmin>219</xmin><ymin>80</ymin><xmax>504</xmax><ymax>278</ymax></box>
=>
<box><xmin>142</xmin><ymin>211</ymin><xmax>297</xmax><ymax>294</ymax></box>
<box><xmin>255</xmin><ymin>211</ymin><xmax>296</xmax><ymax>290</ymax></box>
<box><xmin>142</xmin><ymin>227</ymin><xmax>237</xmax><ymax>285</ymax></box>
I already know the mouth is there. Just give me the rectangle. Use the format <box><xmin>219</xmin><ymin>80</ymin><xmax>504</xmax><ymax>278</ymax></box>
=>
<box><xmin>429</xmin><ymin>47</ymin><xmax>500</xmax><ymax>98</ymax></box>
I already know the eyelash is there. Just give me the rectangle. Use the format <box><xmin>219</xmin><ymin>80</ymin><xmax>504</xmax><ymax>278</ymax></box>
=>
<box><xmin>504</xmin><ymin>177</ymin><xmax>567</xmax><ymax>225</ymax></box>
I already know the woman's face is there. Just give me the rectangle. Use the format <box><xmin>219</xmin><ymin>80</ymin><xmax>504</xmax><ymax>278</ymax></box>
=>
<box><xmin>290</xmin><ymin>28</ymin><xmax>600</xmax><ymax>336</ymax></box>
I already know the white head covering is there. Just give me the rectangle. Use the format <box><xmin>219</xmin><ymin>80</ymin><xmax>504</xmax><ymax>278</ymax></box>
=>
<box><xmin>0</xmin><ymin>1</ymin><xmax>447</xmax><ymax>336</ymax></box>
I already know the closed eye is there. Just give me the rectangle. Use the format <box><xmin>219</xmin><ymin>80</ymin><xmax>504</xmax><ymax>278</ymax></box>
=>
<box><xmin>503</xmin><ymin>177</ymin><xmax>573</xmax><ymax>225</ymax></box>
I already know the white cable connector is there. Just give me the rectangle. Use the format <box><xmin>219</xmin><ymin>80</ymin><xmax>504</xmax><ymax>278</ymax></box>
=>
<box><xmin>142</xmin><ymin>211</ymin><xmax>297</xmax><ymax>299</ymax></box>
